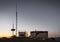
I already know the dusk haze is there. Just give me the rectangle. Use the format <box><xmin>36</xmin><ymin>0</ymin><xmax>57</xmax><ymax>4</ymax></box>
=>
<box><xmin>0</xmin><ymin>0</ymin><xmax>60</xmax><ymax>38</ymax></box>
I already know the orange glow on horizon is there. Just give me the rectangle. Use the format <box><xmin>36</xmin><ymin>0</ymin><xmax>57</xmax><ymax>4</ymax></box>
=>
<box><xmin>0</xmin><ymin>32</ymin><xmax>30</xmax><ymax>38</ymax></box>
<box><xmin>0</xmin><ymin>34</ymin><xmax>12</xmax><ymax>38</ymax></box>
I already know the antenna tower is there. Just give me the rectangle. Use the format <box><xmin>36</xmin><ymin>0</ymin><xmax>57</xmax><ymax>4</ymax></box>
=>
<box><xmin>16</xmin><ymin>0</ymin><xmax>18</xmax><ymax>36</ymax></box>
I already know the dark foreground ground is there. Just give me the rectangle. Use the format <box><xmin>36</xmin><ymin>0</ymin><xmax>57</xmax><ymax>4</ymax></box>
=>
<box><xmin>0</xmin><ymin>37</ymin><xmax>60</xmax><ymax>42</ymax></box>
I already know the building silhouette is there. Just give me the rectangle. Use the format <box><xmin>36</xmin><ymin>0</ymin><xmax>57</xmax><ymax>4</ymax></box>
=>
<box><xmin>18</xmin><ymin>32</ymin><xmax>26</xmax><ymax>38</ymax></box>
<box><xmin>30</xmin><ymin>31</ymin><xmax>48</xmax><ymax>40</ymax></box>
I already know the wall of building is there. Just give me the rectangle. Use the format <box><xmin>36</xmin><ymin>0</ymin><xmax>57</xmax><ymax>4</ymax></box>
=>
<box><xmin>18</xmin><ymin>32</ymin><xmax>26</xmax><ymax>37</ymax></box>
<box><xmin>30</xmin><ymin>31</ymin><xmax>48</xmax><ymax>40</ymax></box>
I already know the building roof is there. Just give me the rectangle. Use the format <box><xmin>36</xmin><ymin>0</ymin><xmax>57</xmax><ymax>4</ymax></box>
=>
<box><xmin>31</xmin><ymin>31</ymin><xmax>48</xmax><ymax>33</ymax></box>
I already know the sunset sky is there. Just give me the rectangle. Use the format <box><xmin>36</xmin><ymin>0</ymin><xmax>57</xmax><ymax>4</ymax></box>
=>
<box><xmin>0</xmin><ymin>0</ymin><xmax>60</xmax><ymax>38</ymax></box>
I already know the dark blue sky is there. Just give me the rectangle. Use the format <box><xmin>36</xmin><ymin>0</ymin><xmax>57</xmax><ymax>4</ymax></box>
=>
<box><xmin>0</xmin><ymin>0</ymin><xmax>60</xmax><ymax>37</ymax></box>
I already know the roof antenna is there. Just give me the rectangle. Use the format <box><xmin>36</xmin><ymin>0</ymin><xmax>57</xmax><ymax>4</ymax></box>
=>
<box><xmin>35</xmin><ymin>27</ymin><xmax>36</xmax><ymax>32</ymax></box>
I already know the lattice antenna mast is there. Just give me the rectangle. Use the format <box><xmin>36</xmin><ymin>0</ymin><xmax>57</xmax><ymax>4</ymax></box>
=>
<box><xmin>16</xmin><ymin>0</ymin><xmax>18</xmax><ymax>36</ymax></box>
